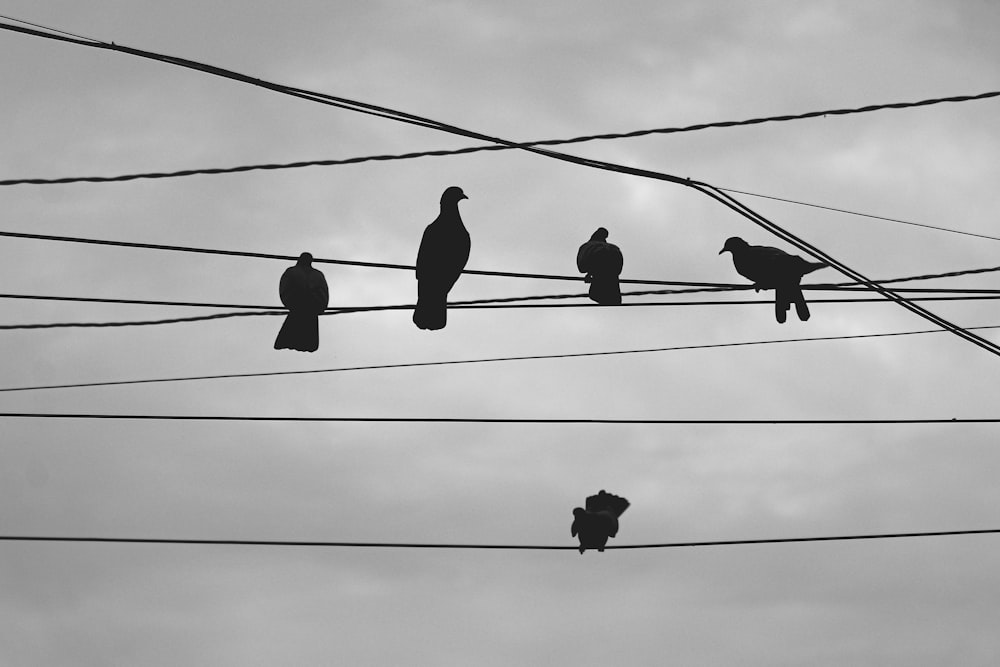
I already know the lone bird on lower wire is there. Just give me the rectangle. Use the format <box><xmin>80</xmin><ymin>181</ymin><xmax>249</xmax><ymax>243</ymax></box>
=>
<box><xmin>577</xmin><ymin>227</ymin><xmax>624</xmax><ymax>305</ymax></box>
<box><xmin>571</xmin><ymin>489</ymin><xmax>630</xmax><ymax>554</ymax></box>
<box><xmin>719</xmin><ymin>236</ymin><xmax>828</xmax><ymax>323</ymax></box>
<box><xmin>274</xmin><ymin>252</ymin><xmax>329</xmax><ymax>352</ymax></box>
<box><xmin>413</xmin><ymin>186</ymin><xmax>470</xmax><ymax>330</ymax></box>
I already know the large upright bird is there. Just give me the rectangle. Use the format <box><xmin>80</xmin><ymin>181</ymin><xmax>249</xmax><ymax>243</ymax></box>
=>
<box><xmin>274</xmin><ymin>252</ymin><xmax>329</xmax><ymax>352</ymax></box>
<box><xmin>413</xmin><ymin>186</ymin><xmax>470</xmax><ymax>330</ymax></box>
<box><xmin>571</xmin><ymin>489</ymin><xmax>630</xmax><ymax>554</ymax></box>
<box><xmin>719</xmin><ymin>237</ymin><xmax>828</xmax><ymax>323</ymax></box>
<box><xmin>577</xmin><ymin>227</ymin><xmax>624</xmax><ymax>305</ymax></box>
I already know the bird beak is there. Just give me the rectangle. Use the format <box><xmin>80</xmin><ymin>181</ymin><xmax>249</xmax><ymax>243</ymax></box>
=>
<box><xmin>461</xmin><ymin>193</ymin><xmax>469</xmax><ymax>200</ymax></box>
<box><xmin>718</xmin><ymin>248</ymin><xmax>726</xmax><ymax>255</ymax></box>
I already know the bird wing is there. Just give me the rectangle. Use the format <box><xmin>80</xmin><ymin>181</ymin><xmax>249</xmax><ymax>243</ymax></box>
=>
<box><xmin>577</xmin><ymin>242</ymin><xmax>623</xmax><ymax>276</ymax></box>
<box><xmin>416</xmin><ymin>220</ymin><xmax>470</xmax><ymax>289</ymax></box>
<box><xmin>586</xmin><ymin>490</ymin><xmax>630</xmax><ymax>517</ymax></box>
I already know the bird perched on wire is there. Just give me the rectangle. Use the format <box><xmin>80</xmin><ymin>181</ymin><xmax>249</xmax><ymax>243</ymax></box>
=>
<box><xmin>413</xmin><ymin>186</ymin><xmax>470</xmax><ymax>330</ymax></box>
<box><xmin>274</xmin><ymin>252</ymin><xmax>329</xmax><ymax>352</ymax></box>
<box><xmin>719</xmin><ymin>237</ymin><xmax>829</xmax><ymax>323</ymax></box>
<box><xmin>571</xmin><ymin>489</ymin><xmax>630</xmax><ymax>554</ymax></box>
<box><xmin>576</xmin><ymin>227</ymin><xmax>624</xmax><ymax>305</ymax></box>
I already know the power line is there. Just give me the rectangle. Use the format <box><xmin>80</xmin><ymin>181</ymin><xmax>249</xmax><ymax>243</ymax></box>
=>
<box><xmin>1</xmin><ymin>528</ymin><xmax>998</xmax><ymax>550</ymax></box>
<box><xmin>4</xmin><ymin>18</ymin><xmax>997</xmax><ymax>358</ymax></box>
<box><xmin>0</xmin><ymin>412</ymin><xmax>996</xmax><ymax>424</ymax></box>
<box><xmin>3</xmin><ymin>283</ymin><xmax>998</xmax><ymax>312</ymax></box>
<box><xmin>717</xmin><ymin>186</ymin><xmax>1000</xmax><ymax>243</ymax></box>
<box><xmin>3</xmin><ymin>294</ymin><xmax>1000</xmax><ymax>331</ymax></box>
<box><xmin>3</xmin><ymin>325</ymin><xmax>997</xmax><ymax>394</ymax></box>
<box><xmin>2</xmin><ymin>228</ymin><xmax>999</xmax><ymax>292</ymax></box>
<box><xmin>0</xmin><ymin>229</ymin><xmax>722</xmax><ymax>288</ymax></box>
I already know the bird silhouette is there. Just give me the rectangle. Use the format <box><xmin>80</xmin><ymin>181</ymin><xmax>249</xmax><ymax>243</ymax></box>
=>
<box><xmin>274</xmin><ymin>252</ymin><xmax>329</xmax><ymax>352</ymax></box>
<box><xmin>577</xmin><ymin>227</ymin><xmax>624</xmax><ymax>305</ymax></box>
<box><xmin>413</xmin><ymin>186</ymin><xmax>470</xmax><ymax>330</ymax></box>
<box><xmin>571</xmin><ymin>489</ymin><xmax>630</xmax><ymax>554</ymax></box>
<box><xmin>719</xmin><ymin>237</ymin><xmax>828</xmax><ymax>323</ymax></box>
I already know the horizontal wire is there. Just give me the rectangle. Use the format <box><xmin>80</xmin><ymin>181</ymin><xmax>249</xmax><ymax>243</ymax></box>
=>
<box><xmin>3</xmin><ymin>283</ymin><xmax>999</xmax><ymax>311</ymax></box>
<box><xmin>3</xmin><ymin>294</ymin><xmax>1000</xmax><ymax>331</ymax></box>
<box><xmin>4</xmin><ymin>19</ymin><xmax>996</xmax><ymax>357</ymax></box>
<box><xmin>0</xmin><ymin>229</ymin><xmax>720</xmax><ymax>287</ymax></box>
<box><xmin>3</xmin><ymin>325</ymin><xmax>998</xmax><ymax>394</ymax></box>
<box><xmin>2</xmin><ymin>528</ymin><xmax>999</xmax><ymax>550</ymax></box>
<box><xmin>0</xmin><ymin>413</ymin><xmax>996</xmax><ymax>424</ymax></box>
<box><xmin>2</xmin><ymin>229</ymin><xmax>998</xmax><ymax>290</ymax></box>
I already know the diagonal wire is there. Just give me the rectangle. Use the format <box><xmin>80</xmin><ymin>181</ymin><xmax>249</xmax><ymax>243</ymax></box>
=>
<box><xmin>717</xmin><ymin>186</ymin><xmax>1000</xmax><ymax>243</ymax></box>
<box><xmin>2</xmin><ymin>325</ymin><xmax>998</xmax><ymax>394</ymax></box>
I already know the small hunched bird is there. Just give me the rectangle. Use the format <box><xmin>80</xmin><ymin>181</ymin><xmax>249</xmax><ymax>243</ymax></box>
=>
<box><xmin>274</xmin><ymin>252</ymin><xmax>329</xmax><ymax>352</ymax></box>
<box><xmin>571</xmin><ymin>490</ymin><xmax>630</xmax><ymax>554</ymax></box>
<box><xmin>577</xmin><ymin>227</ymin><xmax>624</xmax><ymax>305</ymax></box>
<box><xmin>719</xmin><ymin>237</ymin><xmax>828</xmax><ymax>323</ymax></box>
<box><xmin>413</xmin><ymin>186</ymin><xmax>470</xmax><ymax>330</ymax></box>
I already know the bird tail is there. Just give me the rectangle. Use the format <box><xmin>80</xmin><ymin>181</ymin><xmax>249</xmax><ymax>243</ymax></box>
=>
<box><xmin>413</xmin><ymin>291</ymin><xmax>448</xmax><ymax>330</ymax></box>
<box><xmin>274</xmin><ymin>311</ymin><xmax>320</xmax><ymax>352</ymax></box>
<box><xmin>588</xmin><ymin>276</ymin><xmax>622</xmax><ymax>305</ymax></box>
<box><xmin>801</xmin><ymin>261</ymin><xmax>829</xmax><ymax>276</ymax></box>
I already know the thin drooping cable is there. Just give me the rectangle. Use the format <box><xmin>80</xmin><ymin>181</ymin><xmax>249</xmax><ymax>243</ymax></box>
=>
<box><xmin>717</xmin><ymin>186</ymin><xmax>1000</xmax><ymax>243</ymax></box>
<box><xmin>4</xmin><ymin>19</ymin><xmax>996</xmax><ymax>357</ymax></box>
<box><xmin>0</xmin><ymin>13</ymin><xmax>108</xmax><ymax>44</ymax></box>
<box><xmin>3</xmin><ymin>295</ymin><xmax>1000</xmax><ymax>331</ymax></box>
<box><xmin>0</xmin><ymin>413</ymin><xmax>997</xmax><ymax>424</ymax></box>
<box><xmin>3</xmin><ymin>325</ymin><xmax>998</xmax><ymax>393</ymax></box>
<box><xmin>2</xmin><ymin>529</ymin><xmax>998</xmax><ymax>550</ymax></box>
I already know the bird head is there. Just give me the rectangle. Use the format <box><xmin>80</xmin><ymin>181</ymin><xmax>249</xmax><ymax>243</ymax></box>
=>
<box><xmin>572</xmin><ymin>507</ymin><xmax>586</xmax><ymax>518</ymax></box>
<box><xmin>719</xmin><ymin>237</ymin><xmax>748</xmax><ymax>255</ymax></box>
<box><xmin>297</xmin><ymin>252</ymin><xmax>314</xmax><ymax>265</ymax></box>
<box><xmin>590</xmin><ymin>227</ymin><xmax>610</xmax><ymax>242</ymax></box>
<box><xmin>441</xmin><ymin>186</ymin><xmax>468</xmax><ymax>205</ymax></box>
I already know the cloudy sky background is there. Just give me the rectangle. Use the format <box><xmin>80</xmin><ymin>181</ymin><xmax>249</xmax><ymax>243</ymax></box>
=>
<box><xmin>1</xmin><ymin>1</ymin><xmax>999</xmax><ymax>664</ymax></box>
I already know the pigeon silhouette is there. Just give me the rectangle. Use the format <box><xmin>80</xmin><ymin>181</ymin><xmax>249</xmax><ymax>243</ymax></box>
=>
<box><xmin>577</xmin><ymin>227</ymin><xmax>624</xmax><ymax>305</ymax></box>
<box><xmin>719</xmin><ymin>237</ymin><xmax>828</xmax><ymax>323</ymax></box>
<box><xmin>274</xmin><ymin>252</ymin><xmax>329</xmax><ymax>352</ymax></box>
<box><xmin>413</xmin><ymin>186</ymin><xmax>470</xmax><ymax>330</ymax></box>
<box><xmin>571</xmin><ymin>489</ymin><xmax>630</xmax><ymax>554</ymax></box>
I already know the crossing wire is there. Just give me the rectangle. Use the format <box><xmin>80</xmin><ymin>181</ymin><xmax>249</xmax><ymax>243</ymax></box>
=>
<box><xmin>3</xmin><ymin>19</ymin><xmax>999</xmax><ymax>357</ymax></box>
<box><xmin>2</xmin><ymin>528</ymin><xmax>999</xmax><ymax>550</ymax></box>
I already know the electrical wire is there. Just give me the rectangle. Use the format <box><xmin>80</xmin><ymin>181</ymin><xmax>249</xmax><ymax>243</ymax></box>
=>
<box><xmin>3</xmin><ymin>294</ymin><xmax>1000</xmax><ymax>331</ymax></box>
<box><xmin>0</xmin><ymin>229</ymin><xmax>723</xmax><ymax>288</ymax></box>
<box><xmin>2</xmin><ymin>325</ymin><xmax>997</xmax><ymax>394</ymax></box>
<box><xmin>2</xmin><ymin>283</ymin><xmax>998</xmax><ymax>311</ymax></box>
<box><xmin>1</xmin><ymin>528</ymin><xmax>998</xmax><ymax>550</ymax></box>
<box><xmin>717</xmin><ymin>187</ymin><xmax>1000</xmax><ymax>243</ymax></box>
<box><xmin>0</xmin><ymin>412</ymin><xmax>996</xmax><ymax>424</ymax></box>
<box><xmin>3</xmin><ymin>18</ymin><xmax>998</xmax><ymax>357</ymax></box>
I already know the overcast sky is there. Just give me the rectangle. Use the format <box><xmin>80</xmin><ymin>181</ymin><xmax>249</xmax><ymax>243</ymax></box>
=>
<box><xmin>1</xmin><ymin>1</ymin><xmax>999</xmax><ymax>665</ymax></box>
